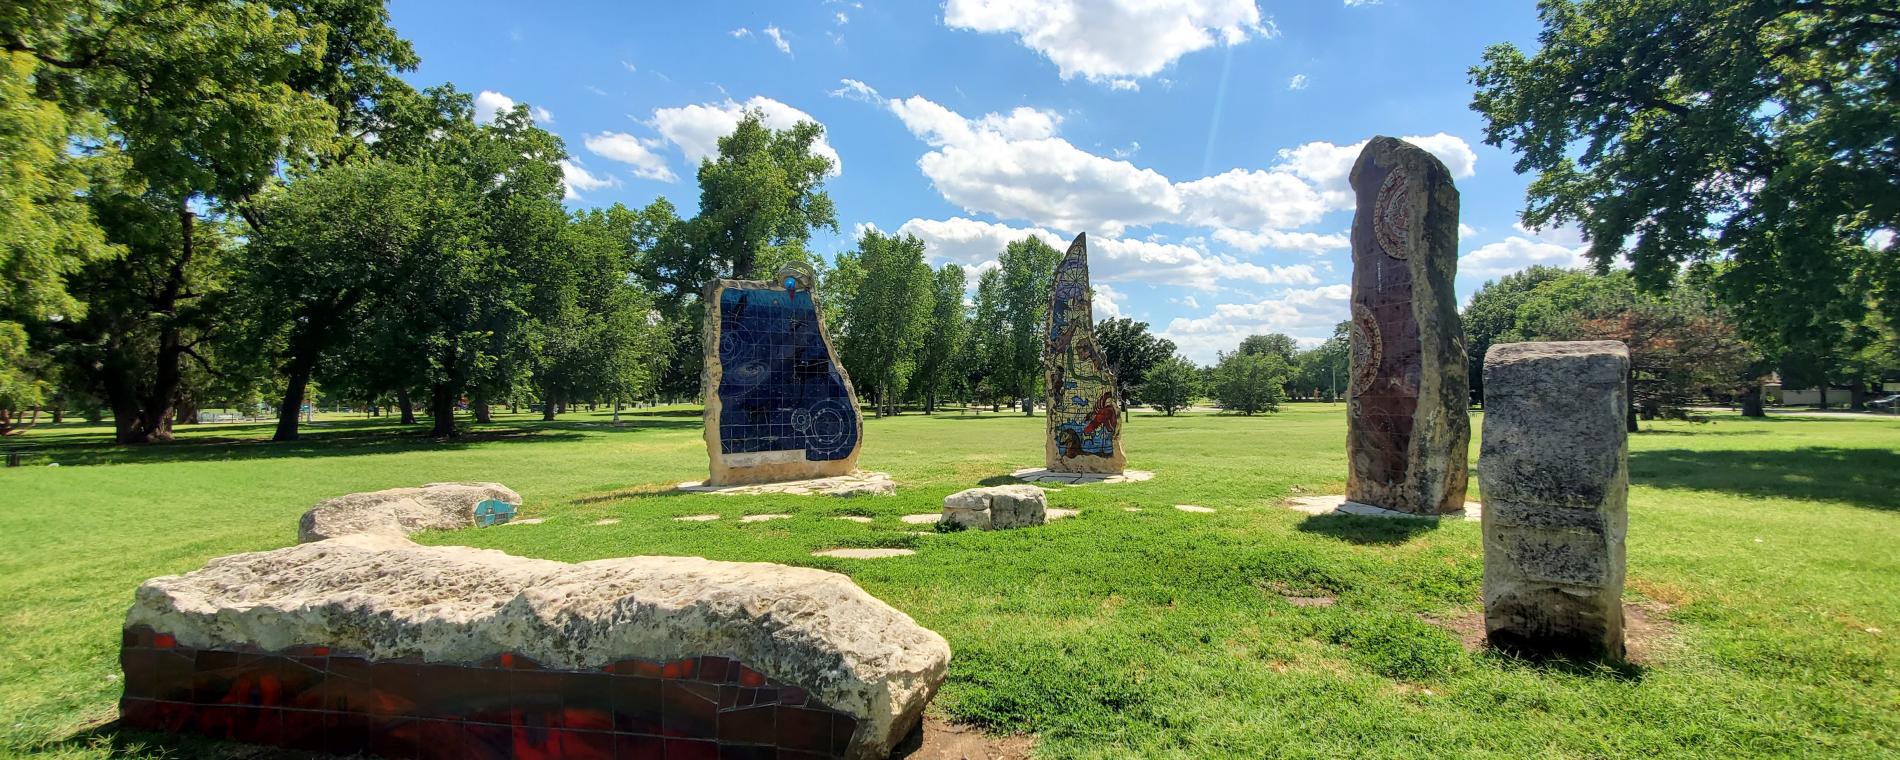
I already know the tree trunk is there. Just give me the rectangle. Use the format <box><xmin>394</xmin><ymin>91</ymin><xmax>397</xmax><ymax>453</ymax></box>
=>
<box><xmin>174</xmin><ymin>400</ymin><xmax>200</xmax><ymax>425</ymax></box>
<box><xmin>51</xmin><ymin>407</ymin><xmax>63</xmax><ymax>424</ymax></box>
<box><xmin>1021</xmin><ymin>397</ymin><xmax>1034</xmax><ymax>416</ymax></box>
<box><xmin>274</xmin><ymin>358</ymin><xmax>315</xmax><ymax>441</ymax></box>
<box><xmin>1817</xmin><ymin>384</ymin><xmax>1829</xmax><ymax>409</ymax></box>
<box><xmin>542</xmin><ymin>387</ymin><xmax>557</xmax><ymax>421</ymax></box>
<box><xmin>399</xmin><ymin>390</ymin><xmax>417</xmax><ymax>424</ymax></box>
<box><xmin>1625</xmin><ymin>370</ymin><xmax>1639</xmax><ymax>433</ymax></box>
<box><xmin>1849</xmin><ymin>379</ymin><xmax>1866</xmax><ymax>411</ymax></box>
<box><xmin>429</xmin><ymin>383</ymin><xmax>457</xmax><ymax>437</ymax></box>
<box><xmin>1740</xmin><ymin>385</ymin><xmax>1765</xmax><ymax>417</ymax></box>
<box><xmin>473</xmin><ymin>397</ymin><xmax>492</xmax><ymax>423</ymax></box>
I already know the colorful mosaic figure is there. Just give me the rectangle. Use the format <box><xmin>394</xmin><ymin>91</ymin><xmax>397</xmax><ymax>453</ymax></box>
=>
<box><xmin>1044</xmin><ymin>233</ymin><xmax>1127</xmax><ymax>474</ymax></box>
<box><xmin>702</xmin><ymin>265</ymin><xmax>863</xmax><ymax>486</ymax></box>
<box><xmin>472</xmin><ymin>498</ymin><xmax>515</xmax><ymax>527</ymax></box>
<box><xmin>1345</xmin><ymin>136</ymin><xmax>1470</xmax><ymax>515</ymax></box>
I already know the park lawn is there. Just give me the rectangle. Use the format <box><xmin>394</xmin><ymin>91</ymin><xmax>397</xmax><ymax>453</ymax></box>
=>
<box><xmin>1</xmin><ymin>405</ymin><xmax>1896</xmax><ymax>759</ymax></box>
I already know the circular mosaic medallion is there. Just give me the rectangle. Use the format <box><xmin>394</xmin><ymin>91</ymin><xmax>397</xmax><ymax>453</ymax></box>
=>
<box><xmin>1349</xmin><ymin>303</ymin><xmax>1382</xmax><ymax>397</ymax></box>
<box><xmin>1373</xmin><ymin>168</ymin><xmax>1411</xmax><ymax>260</ymax></box>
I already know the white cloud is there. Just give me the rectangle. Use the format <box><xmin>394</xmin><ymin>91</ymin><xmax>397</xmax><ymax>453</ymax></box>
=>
<box><xmin>943</xmin><ymin>0</ymin><xmax>1275</xmax><ymax>85</ymax></box>
<box><xmin>650</xmin><ymin>96</ymin><xmax>842</xmax><ymax>176</ymax></box>
<box><xmin>558</xmin><ymin>159</ymin><xmax>617</xmax><ymax>201</ymax></box>
<box><xmin>1211</xmin><ymin>228</ymin><xmax>1349</xmax><ymax>254</ymax></box>
<box><xmin>532</xmin><ymin>106</ymin><xmax>554</xmax><ymax>123</ymax></box>
<box><xmin>1459</xmin><ymin>225</ymin><xmax>1591</xmax><ymax>281</ymax></box>
<box><xmin>895</xmin><ymin>217</ymin><xmax>1319</xmax><ymax>292</ymax></box>
<box><xmin>1160</xmin><ymin>284</ymin><xmax>1353</xmax><ymax>363</ymax></box>
<box><xmin>620</xmin><ymin>60</ymin><xmax>637</xmax><ymax>72</ymax></box>
<box><xmin>1344</xmin><ymin>0</ymin><xmax>1382</xmax><ymax>6</ymax></box>
<box><xmin>1275</xmin><ymin>132</ymin><xmax>1478</xmax><ymax>212</ymax></box>
<box><xmin>473</xmin><ymin>90</ymin><xmax>515</xmax><ymax>123</ymax></box>
<box><xmin>1094</xmin><ymin>283</ymin><xmax>1126</xmax><ymax>319</ymax></box>
<box><xmin>1288</xmin><ymin>73</ymin><xmax>1308</xmax><ymax>91</ymax></box>
<box><xmin>583</xmin><ymin>132</ymin><xmax>679</xmax><ymax>182</ymax></box>
<box><xmin>835</xmin><ymin>11</ymin><xmax>849</xmax><ymax>24</ymax></box>
<box><xmin>879</xmin><ymin>96</ymin><xmax>1359</xmax><ymax>247</ymax></box>
<box><xmin>1173</xmin><ymin>295</ymin><xmax>1201</xmax><ymax>309</ymax></box>
<box><xmin>1112</xmin><ymin>141</ymin><xmax>1141</xmax><ymax>159</ymax></box>
<box><xmin>730</xmin><ymin>27</ymin><xmax>752</xmax><ymax>38</ymax></box>
<box><xmin>830</xmin><ymin>78</ymin><xmax>881</xmax><ymax>103</ymax></box>
<box><xmin>762</xmin><ymin>25</ymin><xmax>793</xmax><ymax>55</ymax></box>
<box><xmin>1458</xmin><ymin>223</ymin><xmax>1478</xmax><ymax>239</ymax></box>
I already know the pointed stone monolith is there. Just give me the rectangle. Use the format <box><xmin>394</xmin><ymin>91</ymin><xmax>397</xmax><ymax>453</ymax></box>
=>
<box><xmin>1044</xmin><ymin>233</ymin><xmax>1126</xmax><ymax>474</ymax></box>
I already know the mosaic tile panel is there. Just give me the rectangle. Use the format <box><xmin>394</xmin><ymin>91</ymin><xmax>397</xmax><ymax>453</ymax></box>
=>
<box><xmin>118</xmin><ymin>625</ymin><xmax>858</xmax><ymax>759</ymax></box>
<box><xmin>1043</xmin><ymin>233</ymin><xmax>1125</xmax><ymax>474</ymax></box>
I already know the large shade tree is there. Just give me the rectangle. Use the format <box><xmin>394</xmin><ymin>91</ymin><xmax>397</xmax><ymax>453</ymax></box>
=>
<box><xmin>1470</xmin><ymin>0</ymin><xmax>1899</xmax><ymax>407</ymax></box>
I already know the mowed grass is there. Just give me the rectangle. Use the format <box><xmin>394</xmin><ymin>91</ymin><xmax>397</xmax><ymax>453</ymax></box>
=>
<box><xmin>2</xmin><ymin>405</ymin><xmax>1897</xmax><ymax>758</ymax></box>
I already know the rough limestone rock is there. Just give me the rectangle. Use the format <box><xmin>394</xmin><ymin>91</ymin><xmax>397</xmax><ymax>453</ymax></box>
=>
<box><xmin>1044</xmin><ymin>233</ymin><xmax>1127</xmax><ymax>474</ymax></box>
<box><xmin>1346</xmin><ymin>136</ymin><xmax>1471</xmax><ymax>515</ymax></box>
<box><xmin>702</xmin><ymin>265</ymin><xmax>863</xmax><ymax>486</ymax></box>
<box><xmin>1480</xmin><ymin>341</ymin><xmax>1629</xmax><ymax>660</ymax></box>
<box><xmin>125</xmin><ymin>533</ymin><xmax>950</xmax><ymax>759</ymax></box>
<box><xmin>296</xmin><ymin>482</ymin><xmax>520</xmax><ymax>543</ymax></box>
<box><xmin>941</xmin><ymin>485</ymin><xmax>1048</xmax><ymax>530</ymax></box>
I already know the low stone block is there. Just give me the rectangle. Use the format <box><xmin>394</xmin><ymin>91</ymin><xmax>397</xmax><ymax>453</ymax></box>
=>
<box><xmin>296</xmin><ymin>482</ymin><xmax>521</xmax><ymax>543</ymax></box>
<box><xmin>1480</xmin><ymin>341</ymin><xmax>1629</xmax><ymax>660</ymax></box>
<box><xmin>121</xmin><ymin>533</ymin><xmax>949</xmax><ymax>759</ymax></box>
<box><xmin>941</xmin><ymin>485</ymin><xmax>1048</xmax><ymax>530</ymax></box>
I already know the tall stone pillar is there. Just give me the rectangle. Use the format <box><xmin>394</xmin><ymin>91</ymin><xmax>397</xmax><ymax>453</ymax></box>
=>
<box><xmin>1480</xmin><ymin>341</ymin><xmax>1630</xmax><ymax>661</ymax></box>
<box><xmin>1346</xmin><ymin>136</ymin><xmax>1470</xmax><ymax>514</ymax></box>
<box><xmin>701</xmin><ymin>265</ymin><xmax>862</xmax><ymax>486</ymax></box>
<box><xmin>1044</xmin><ymin>233</ymin><xmax>1125</xmax><ymax>474</ymax></box>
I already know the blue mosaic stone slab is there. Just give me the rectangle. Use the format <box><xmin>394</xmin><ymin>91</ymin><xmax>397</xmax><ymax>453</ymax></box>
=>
<box><xmin>473</xmin><ymin>498</ymin><xmax>515</xmax><ymax>527</ymax></box>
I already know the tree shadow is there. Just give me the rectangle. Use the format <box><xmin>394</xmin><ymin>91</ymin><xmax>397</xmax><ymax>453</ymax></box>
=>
<box><xmin>1294</xmin><ymin>514</ymin><xmax>1443</xmax><ymax>545</ymax></box>
<box><xmin>977</xmin><ymin>475</ymin><xmax>1027</xmax><ymax>486</ymax></box>
<box><xmin>22</xmin><ymin>423</ymin><xmax>588</xmax><ymax>468</ymax></box>
<box><xmin>1630</xmin><ymin>446</ymin><xmax>1900</xmax><ymax>511</ymax></box>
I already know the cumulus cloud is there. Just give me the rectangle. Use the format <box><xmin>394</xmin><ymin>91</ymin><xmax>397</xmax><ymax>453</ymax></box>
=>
<box><xmin>1288</xmin><ymin>73</ymin><xmax>1308</xmax><ymax>90</ymax></box>
<box><xmin>829</xmin><ymin>78</ymin><xmax>881</xmax><ymax>103</ymax></box>
<box><xmin>877</xmin><ymin>95</ymin><xmax>1383</xmax><ymax>248</ymax></box>
<box><xmin>583</xmin><ymin>132</ymin><xmax>679</xmax><ymax>182</ymax></box>
<box><xmin>650</xmin><ymin>96</ymin><xmax>842</xmax><ymax>176</ymax></box>
<box><xmin>473</xmin><ymin>90</ymin><xmax>515</xmax><ymax>123</ymax></box>
<box><xmin>532</xmin><ymin>106</ymin><xmax>554</xmax><ymax>123</ymax></box>
<box><xmin>1275</xmin><ymin>132</ymin><xmax>1477</xmax><ymax>210</ymax></box>
<box><xmin>895</xmin><ymin>217</ymin><xmax>1318</xmax><ymax>292</ymax></box>
<box><xmin>943</xmin><ymin>0</ymin><xmax>1275</xmax><ymax>84</ymax></box>
<box><xmin>1211</xmin><ymin>228</ymin><xmax>1349</xmax><ymax>254</ymax></box>
<box><xmin>1094</xmin><ymin>283</ymin><xmax>1126</xmax><ymax>319</ymax></box>
<box><xmin>1160</xmin><ymin>284</ymin><xmax>1352</xmax><ymax>363</ymax></box>
<box><xmin>1459</xmin><ymin>224</ymin><xmax>1592</xmax><ymax>282</ymax></box>
<box><xmin>558</xmin><ymin>159</ymin><xmax>617</xmax><ymax>200</ymax></box>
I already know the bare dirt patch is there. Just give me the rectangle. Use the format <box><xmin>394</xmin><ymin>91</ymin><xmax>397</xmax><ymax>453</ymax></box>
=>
<box><xmin>1425</xmin><ymin>601</ymin><xmax>1678</xmax><ymax>665</ymax></box>
<box><xmin>893</xmin><ymin>717</ymin><xmax>1037</xmax><ymax>760</ymax></box>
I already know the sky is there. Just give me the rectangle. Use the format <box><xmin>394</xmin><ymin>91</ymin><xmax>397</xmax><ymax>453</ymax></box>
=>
<box><xmin>389</xmin><ymin>0</ymin><xmax>1591</xmax><ymax>363</ymax></box>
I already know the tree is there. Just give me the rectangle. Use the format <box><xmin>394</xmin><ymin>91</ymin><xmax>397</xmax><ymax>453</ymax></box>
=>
<box><xmin>1236</xmin><ymin>333</ymin><xmax>1298</xmax><ymax>364</ymax></box>
<box><xmin>1461</xmin><ymin>265</ymin><xmax>1570</xmax><ymax>400</ymax></box>
<box><xmin>533</xmin><ymin>205</ymin><xmax>665</xmax><ymax>420</ymax></box>
<box><xmin>995</xmin><ymin>236</ymin><xmax>1062</xmax><ymax>415</ymax></box>
<box><xmin>1095</xmin><ymin>317</ymin><xmax>1175</xmax><ymax>418</ymax></box>
<box><xmin>838</xmin><ymin>231</ymin><xmax>932</xmax><ymax>417</ymax></box>
<box><xmin>1211</xmin><ymin>351</ymin><xmax>1289</xmax><ymax>415</ymax></box>
<box><xmin>1470</xmin><ymin>0</ymin><xmax>1899</xmax><ymax>411</ymax></box>
<box><xmin>1290</xmin><ymin>322</ymin><xmax>1350</xmax><ymax>401</ymax></box>
<box><xmin>912</xmin><ymin>264</ymin><xmax>969</xmax><ymax>413</ymax></box>
<box><xmin>691</xmin><ymin>111</ymin><xmax>838</xmax><ymax>280</ymax></box>
<box><xmin>967</xmin><ymin>267</ymin><xmax>1008</xmax><ymax>411</ymax></box>
<box><xmin>1142</xmin><ymin>355</ymin><xmax>1201</xmax><ymax>416</ymax></box>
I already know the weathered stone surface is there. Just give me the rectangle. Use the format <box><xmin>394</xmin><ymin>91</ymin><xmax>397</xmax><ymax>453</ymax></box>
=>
<box><xmin>941</xmin><ymin>485</ymin><xmax>1048</xmax><ymax>530</ymax></box>
<box><xmin>702</xmin><ymin>265</ymin><xmax>863</xmax><ymax>486</ymax></box>
<box><xmin>1044</xmin><ymin>233</ymin><xmax>1127</xmax><ymax>474</ymax></box>
<box><xmin>296</xmin><ymin>482</ymin><xmax>520</xmax><ymax>543</ymax></box>
<box><xmin>1481</xmin><ymin>340</ymin><xmax>1629</xmax><ymax>661</ymax></box>
<box><xmin>679</xmin><ymin>471</ymin><xmax>896</xmax><ymax>497</ymax></box>
<box><xmin>125</xmin><ymin>533</ymin><xmax>949</xmax><ymax>759</ymax></box>
<box><xmin>1346</xmin><ymin>136</ymin><xmax>1471</xmax><ymax>515</ymax></box>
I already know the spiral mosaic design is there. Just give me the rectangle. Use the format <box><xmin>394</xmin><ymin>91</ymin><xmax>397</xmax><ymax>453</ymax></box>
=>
<box><xmin>1373</xmin><ymin>168</ymin><xmax>1411</xmax><ymax>260</ymax></box>
<box><xmin>1350</xmin><ymin>303</ymin><xmax>1383</xmax><ymax>397</ymax></box>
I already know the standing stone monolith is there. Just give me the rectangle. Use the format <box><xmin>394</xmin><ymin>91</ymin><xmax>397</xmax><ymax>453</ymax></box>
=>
<box><xmin>1044</xmin><ymin>233</ymin><xmax>1126</xmax><ymax>474</ymax></box>
<box><xmin>1480</xmin><ymin>341</ymin><xmax>1630</xmax><ymax>661</ymax></box>
<box><xmin>702</xmin><ymin>265</ymin><xmax>862</xmax><ymax>486</ymax></box>
<box><xmin>1345</xmin><ymin>136</ymin><xmax>1470</xmax><ymax>515</ymax></box>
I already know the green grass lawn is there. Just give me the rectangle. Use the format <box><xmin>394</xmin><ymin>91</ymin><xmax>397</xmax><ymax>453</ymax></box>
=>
<box><xmin>3</xmin><ymin>405</ymin><xmax>1896</xmax><ymax>758</ymax></box>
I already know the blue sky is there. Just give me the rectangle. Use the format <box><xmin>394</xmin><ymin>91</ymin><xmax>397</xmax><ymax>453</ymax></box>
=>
<box><xmin>390</xmin><ymin>0</ymin><xmax>1590</xmax><ymax>362</ymax></box>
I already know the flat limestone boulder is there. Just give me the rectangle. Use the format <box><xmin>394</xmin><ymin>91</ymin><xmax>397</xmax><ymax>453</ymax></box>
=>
<box><xmin>942</xmin><ymin>485</ymin><xmax>1048</xmax><ymax>530</ymax></box>
<box><xmin>296</xmin><ymin>482</ymin><xmax>520</xmax><ymax>543</ymax></box>
<box><xmin>122</xmin><ymin>533</ymin><xmax>949</xmax><ymax>759</ymax></box>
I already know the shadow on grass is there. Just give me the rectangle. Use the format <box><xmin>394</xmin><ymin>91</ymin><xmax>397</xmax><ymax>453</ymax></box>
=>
<box><xmin>1294</xmin><ymin>514</ymin><xmax>1443</xmax><ymax>545</ymax></box>
<box><xmin>1631</xmin><ymin>446</ymin><xmax>1900</xmax><ymax>511</ymax></box>
<box><xmin>17</xmin><ymin>420</ymin><xmax>630</xmax><ymax>468</ymax></box>
<box><xmin>44</xmin><ymin>723</ymin><xmax>319</xmax><ymax>759</ymax></box>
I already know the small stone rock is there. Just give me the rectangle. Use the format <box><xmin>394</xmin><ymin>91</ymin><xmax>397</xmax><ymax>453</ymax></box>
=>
<box><xmin>900</xmin><ymin>514</ymin><xmax>942</xmax><ymax>525</ymax></box>
<box><xmin>1123</xmin><ymin>507</ymin><xmax>1143</xmax><ymax>512</ymax></box>
<box><xmin>298</xmin><ymin>482</ymin><xmax>522</xmax><ymax>543</ymax></box>
<box><xmin>1045</xmin><ymin>508</ymin><xmax>1079</xmax><ymax>521</ymax></box>
<box><xmin>1175</xmin><ymin>504</ymin><xmax>1215</xmax><ymax>513</ymax></box>
<box><xmin>674</xmin><ymin>514</ymin><xmax>721</xmax><ymax>522</ymax></box>
<box><xmin>941</xmin><ymin>485</ymin><xmax>1048</xmax><ymax>530</ymax></box>
<box><xmin>505</xmin><ymin>518</ymin><xmax>545</xmax><ymax>526</ymax></box>
<box><xmin>740</xmin><ymin>514</ymin><xmax>793</xmax><ymax>523</ymax></box>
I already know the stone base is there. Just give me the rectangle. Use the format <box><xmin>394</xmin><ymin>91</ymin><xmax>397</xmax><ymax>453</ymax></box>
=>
<box><xmin>1010</xmin><ymin>468</ymin><xmax>1154</xmax><ymax>485</ymax></box>
<box><xmin>1286</xmin><ymin>494</ymin><xmax>1481</xmax><ymax>522</ymax></box>
<box><xmin>677</xmin><ymin>471</ymin><xmax>894</xmax><ymax>497</ymax></box>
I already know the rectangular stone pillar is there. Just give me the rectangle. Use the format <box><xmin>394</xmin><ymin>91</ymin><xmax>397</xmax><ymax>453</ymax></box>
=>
<box><xmin>1480</xmin><ymin>341</ymin><xmax>1629</xmax><ymax>660</ymax></box>
<box><xmin>1346</xmin><ymin>136</ymin><xmax>1470</xmax><ymax>514</ymax></box>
